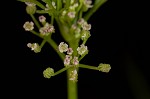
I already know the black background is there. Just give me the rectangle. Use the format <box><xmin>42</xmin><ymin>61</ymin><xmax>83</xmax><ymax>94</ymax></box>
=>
<box><xmin>2</xmin><ymin>0</ymin><xmax>149</xmax><ymax>99</ymax></box>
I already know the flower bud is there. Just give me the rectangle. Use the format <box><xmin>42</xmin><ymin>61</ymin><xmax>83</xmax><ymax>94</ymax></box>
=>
<box><xmin>43</xmin><ymin>67</ymin><xmax>54</xmax><ymax>79</ymax></box>
<box><xmin>98</xmin><ymin>63</ymin><xmax>111</xmax><ymax>73</ymax></box>
<box><xmin>26</xmin><ymin>4</ymin><xmax>36</xmax><ymax>14</ymax></box>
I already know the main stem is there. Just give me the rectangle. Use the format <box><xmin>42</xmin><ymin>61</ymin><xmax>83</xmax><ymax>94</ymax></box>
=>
<box><xmin>57</xmin><ymin>17</ymin><xmax>78</xmax><ymax>99</ymax></box>
<box><xmin>67</xmin><ymin>69</ymin><xmax>78</xmax><ymax>99</ymax></box>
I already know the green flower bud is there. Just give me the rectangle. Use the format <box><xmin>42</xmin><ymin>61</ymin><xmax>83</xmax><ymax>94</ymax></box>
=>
<box><xmin>74</xmin><ymin>28</ymin><xmax>81</xmax><ymax>39</ymax></box>
<box><xmin>98</xmin><ymin>63</ymin><xmax>111</xmax><ymax>73</ymax></box>
<box><xmin>81</xmin><ymin>30</ymin><xmax>91</xmax><ymax>41</ymax></box>
<box><xmin>26</xmin><ymin>5</ymin><xmax>36</xmax><ymax>14</ymax></box>
<box><xmin>43</xmin><ymin>67</ymin><xmax>54</xmax><ymax>79</ymax></box>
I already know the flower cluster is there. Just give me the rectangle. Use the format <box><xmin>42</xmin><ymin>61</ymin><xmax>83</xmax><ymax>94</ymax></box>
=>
<box><xmin>27</xmin><ymin>43</ymin><xmax>41</xmax><ymax>53</ymax></box>
<box><xmin>19</xmin><ymin>0</ymin><xmax>111</xmax><ymax>82</ymax></box>
<box><xmin>71</xmin><ymin>18</ymin><xmax>91</xmax><ymax>41</ymax></box>
<box><xmin>39</xmin><ymin>22</ymin><xmax>55</xmax><ymax>36</ymax></box>
<box><xmin>43</xmin><ymin>67</ymin><xmax>54</xmax><ymax>79</ymax></box>
<box><xmin>98</xmin><ymin>63</ymin><xmax>111</xmax><ymax>73</ymax></box>
<box><xmin>58</xmin><ymin>42</ymin><xmax>79</xmax><ymax>66</ymax></box>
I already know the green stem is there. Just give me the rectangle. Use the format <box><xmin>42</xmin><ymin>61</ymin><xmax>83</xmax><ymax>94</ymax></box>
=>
<box><xmin>65</xmin><ymin>0</ymin><xmax>70</xmax><ymax>8</ymax></box>
<box><xmin>69</xmin><ymin>39</ymin><xmax>79</xmax><ymax>56</ymax></box>
<box><xmin>30</xmin><ymin>14</ymin><xmax>41</xmax><ymax>29</ymax></box>
<box><xmin>51</xmin><ymin>15</ymin><xmax>54</xmax><ymax>24</ymax></box>
<box><xmin>30</xmin><ymin>30</ymin><xmax>41</xmax><ymax>37</ymax></box>
<box><xmin>53</xmin><ymin>67</ymin><xmax>70</xmax><ymax>76</ymax></box>
<box><xmin>40</xmin><ymin>39</ymin><xmax>47</xmax><ymax>48</ymax></box>
<box><xmin>79</xmin><ymin>10</ymin><xmax>83</xmax><ymax>19</ymax></box>
<box><xmin>67</xmin><ymin>69</ymin><xmax>78</xmax><ymax>99</ymax></box>
<box><xmin>47</xmin><ymin>38</ymin><xmax>65</xmax><ymax>60</ymax></box>
<box><xmin>57</xmin><ymin>0</ymin><xmax>62</xmax><ymax>11</ymax></box>
<box><xmin>29</xmin><ymin>30</ymin><xmax>65</xmax><ymax>61</ymax></box>
<box><xmin>79</xmin><ymin>64</ymin><xmax>99</xmax><ymax>70</ymax></box>
<box><xmin>78</xmin><ymin>51</ymin><xmax>88</xmax><ymax>61</ymax></box>
<box><xmin>34</xmin><ymin>0</ymin><xmax>45</xmax><ymax>9</ymax></box>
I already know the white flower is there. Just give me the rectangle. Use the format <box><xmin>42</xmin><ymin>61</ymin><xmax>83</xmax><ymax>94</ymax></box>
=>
<box><xmin>81</xmin><ymin>30</ymin><xmax>91</xmax><ymax>40</ymax></box>
<box><xmin>67</xmin><ymin>48</ymin><xmax>73</xmax><ymax>55</ymax></box>
<box><xmin>23</xmin><ymin>21</ymin><xmax>34</xmax><ymax>31</ymax></box>
<box><xmin>77</xmin><ymin>44</ymin><xmax>88</xmax><ymax>55</ymax></box>
<box><xmin>64</xmin><ymin>55</ymin><xmax>72</xmax><ymax>66</ymax></box>
<box><xmin>83</xmin><ymin>0</ymin><xmax>93</xmax><ymax>8</ymax></box>
<box><xmin>39</xmin><ymin>15</ymin><xmax>46</xmax><ymax>23</ymax></box>
<box><xmin>25</xmin><ymin>2</ymin><xmax>36</xmax><ymax>6</ymax></box>
<box><xmin>58</xmin><ymin>42</ymin><xmax>68</xmax><ymax>53</ymax></box>
<box><xmin>68</xmin><ymin>11</ymin><xmax>76</xmax><ymax>18</ymax></box>
<box><xmin>45</xmin><ymin>4</ymin><xmax>50</xmax><ymax>10</ymax></box>
<box><xmin>27</xmin><ymin>43</ymin><xmax>41</xmax><ymax>53</ymax></box>
<box><xmin>39</xmin><ymin>23</ymin><xmax>55</xmax><ymax>36</ymax></box>
<box><xmin>71</xmin><ymin>24</ymin><xmax>77</xmax><ymax>30</ymax></box>
<box><xmin>72</xmin><ymin>56</ymin><xmax>79</xmax><ymax>65</ymax></box>
<box><xmin>52</xmin><ymin>1</ymin><xmax>56</xmax><ymax>9</ymax></box>
<box><xmin>77</xmin><ymin>18</ymin><xmax>85</xmax><ymax>25</ymax></box>
<box><xmin>81</xmin><ymin>22</ymin><xmax>91</xmax><ymax>31</ymax></box>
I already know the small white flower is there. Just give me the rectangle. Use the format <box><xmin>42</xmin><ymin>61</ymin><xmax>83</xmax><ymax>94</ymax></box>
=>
<box><xmin>52</xmin><ymin>1</ymin><xmax>56</xmax><ymax>9</ymax></box>
<box><xmin>25</xmin><ymin>2</ymin><xmax>36</xmax><ymax>6</ymax></box>
<box><xmin>77</xmin><ymin>44</ymin><xmax>88</xmax><ymax>55</ymax></box>
<box><xmin>27</xmin><ymin>43</ymin><xmax>41</xmax><ymax>53</ymax></box>
<box><xmin>23</xmin><ymin>21</ymin><xmax>34</xmax><ymax>31</ymax></box>
<box><xmin>82</xmin><ymin>22</ymin><xmax>91</xmax><ymax>31</ymax></box>
<box><xmin>81</xmin><ymin>30</ymin><xmax>91</xmax><ymax>40</ymax></box>
<box><xmin>64</xmin><ymin>55</ymin><xmax>72</xmax><ymax>66</ymax></box>
<box><xmin>58</xmin><ymin>42</ymin><xmax>68</xmax><ymax>53</ymax></box>
<box><xmin>68</xmin><ymin>11</ymin><xmax>76</xmax><ymax>18</ymax></box>
<box><xmin>39</xmin><ymin>23</ymin><xmax>55</xmax><ymax>36</ymax></box>
<box><xmin>75</xmin><ymin>27</ymin><xmax>81</xmax><ymax>34</ymax></box>
<box><xmin>45</xmin><ymin>4</ymin><xmax>50</xmax><ymax>10</ymax></box>
<box><xmin>67</xmin><ymin>48</ymin><xmax>73</xmax><ymax>55</ymax></box>
<box><xmin>39</xmin><ymin>15</ymin><xmax>46</xmax><ymax>23</ymax></box>
<box><xmin>71</xmin><ymin>24</ymin><xmax>77</xmax><ymax>30</ymax></box>
<box><xmin>72</xmin><ymin>56</ymin><xmax>79</xmax><ymax>65</ymax></box>
<box><xmin>64</xmin><ymin>58</ymin><xmax>70</xmax><ymax>65</ymax></box>
<box><xmin>83</xmin><ymin>0</ymin><xmax>93</xmax><ymax>8</ymax></box>
<box><xmin>27</xmin><ymin>43</ymin><xmax>32</xmax><ymax>48</ymax></box>
<box><xmin>77</xmin><ymin>18</ymin><xmax>85</xmax><ymax>25</ymax></box>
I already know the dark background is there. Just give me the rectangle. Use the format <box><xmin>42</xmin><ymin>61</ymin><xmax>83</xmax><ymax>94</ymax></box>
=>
<box><xmin>2</xmin><ymin>0</ymin><xmax>149</xmax><ymax>99</ymax></box>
